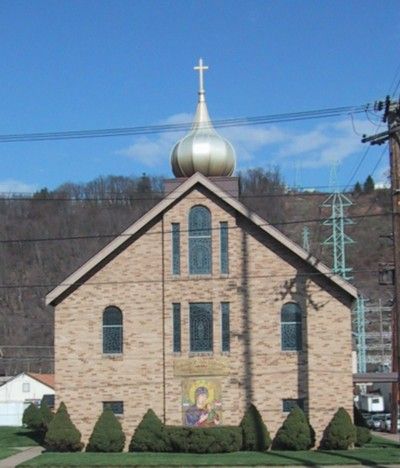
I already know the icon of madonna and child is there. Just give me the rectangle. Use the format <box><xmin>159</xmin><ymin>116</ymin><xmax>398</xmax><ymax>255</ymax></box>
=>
<box><xmin>182</xmin><ymin>379</ymin><xmax>222</xmax><ymax>427</ymax></box>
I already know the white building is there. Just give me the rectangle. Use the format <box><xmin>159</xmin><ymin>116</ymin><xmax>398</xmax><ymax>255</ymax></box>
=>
<box><xmin>0</xmin><ymin>373</ymin><xmax>54</xmax><ymax>426</ymax></box>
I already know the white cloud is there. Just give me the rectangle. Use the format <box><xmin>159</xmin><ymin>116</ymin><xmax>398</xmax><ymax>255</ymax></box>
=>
<box><xmin>116</xmin><ymin>113</ymin><xmax>191</xmax><ymax>167</ymax></box>
<box><xmin>116</xmin><ymin>112</ymin><xmax>378</xmax><ymax>171</ymax></box>
<box><xmin>0</xmin><ymin>179</ymin><xmax>38</xmax><ymax>194</ymax></box>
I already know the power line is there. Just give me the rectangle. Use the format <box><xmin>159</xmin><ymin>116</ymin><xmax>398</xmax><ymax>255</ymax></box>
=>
<box><xmin>0</xmin><ymin>212</ymin><xmax>391</xmax><ymax>245</ymax></box>
<box><xmin>0</xmin><ymin>267</ymin><xmax>381</xmax><ymax>291</ymax></box>
<box><xmin>0</xmin><ymin>104</ymin><xmax>369</xmax><ymax>143</ymax></box>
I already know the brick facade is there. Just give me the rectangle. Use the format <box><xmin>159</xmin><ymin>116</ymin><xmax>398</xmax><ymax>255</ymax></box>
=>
<box><xmin>53</xmin><ymin>184</ymin><xmax>354</xmax><ymax>448</ymax></box>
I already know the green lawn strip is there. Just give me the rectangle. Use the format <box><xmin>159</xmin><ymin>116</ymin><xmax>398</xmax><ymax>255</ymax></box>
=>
<box><xmin>19</xmin><ymin>446</ymin><xmax>400</xmax><ymax>467</ymax></box>
<box><xmin>0</xmin><ymin>426</ymin><xmax>41</xmax><ymax>447</ymax></box>
<box><xmin>0</xmin><ymin>447</ymin><xmax>19</xmax><ymax>460</ymax></box>
<box><xmin>367</xmin><ymin>434</ymin><xmax>400</xmax><ymax>448</ymax></box>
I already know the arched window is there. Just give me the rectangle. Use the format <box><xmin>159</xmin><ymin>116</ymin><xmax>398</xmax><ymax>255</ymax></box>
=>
<box><xmin>281</xmin><ymin>302</ymin><xmax>302</xmax><ymax>351</ymax></box>
<box><xmin>189</xmin><ymin>205</ymin><xmax>212</xmax><ymax>274</ymax></box>
<box><xmin>103</xmin><ymin>306</ymin><xmax>123</xmax><ymax>354</ymax></box>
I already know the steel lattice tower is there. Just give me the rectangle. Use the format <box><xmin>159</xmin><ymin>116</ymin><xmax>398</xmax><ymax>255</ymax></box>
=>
<box><xmin>302</xmin><ymin>226</ymin><xmax>310</xmax><ymax>252</ymax></box>
<box><xmin>321</xmin><ymin>163</ymin><xmax>355</xmax><ymax>280</ymax></box>
<box><xmin>321</xmin><ymin>164</ymin><xmax>366</xmax><ymax>372</ymax></box>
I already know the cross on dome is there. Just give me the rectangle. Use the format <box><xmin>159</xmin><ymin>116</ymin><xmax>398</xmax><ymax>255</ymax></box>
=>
<box><xmin>194</xmin><ymin>58</ymin><xmax>208</xmax><ymax>98</ymax></box>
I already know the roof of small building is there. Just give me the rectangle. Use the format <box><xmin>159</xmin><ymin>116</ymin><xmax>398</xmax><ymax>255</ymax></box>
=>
<box><xmin>46</xmin><ymin>172</ymin><xmax>358</xmax><ymax>306</ymax></box>
<box><xmin>27</xmin><ymin>373</ymin><xmax>55</xmax><ymax>389</ymax></box>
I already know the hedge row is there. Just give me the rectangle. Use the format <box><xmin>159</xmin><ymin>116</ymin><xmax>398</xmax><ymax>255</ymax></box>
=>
<box><xmin>23</xmin><ymin>402</ymin><xmax>371</xmax><ymax>453</ymax></box>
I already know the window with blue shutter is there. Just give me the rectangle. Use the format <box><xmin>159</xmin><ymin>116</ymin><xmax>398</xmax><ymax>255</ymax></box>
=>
<box><xmin>172</xmin><ymin>223</ymin><xmax>180</xmax><ymax>275</ymax></box>
<box><xmin>220</xmin><ymin>222</ymin><xmax>229</xmax><ymax>274</ymax></box>
<box><xmin>190</xmin><ymin>303</ymin><xmax>213</xmax><ymax>352</ymax></box>
<box><xmin>103</xmin><ymin>306</ymin><xmax>123</xmax><ymax>354</ymax></box>
<box><xmin>189</xmin><ymin>206</ymin><xmax>212</xmax><ymax>275</ymax></box>
<box><xmin>281</xmin><ymin>302</ymin><xmax>302</xmax><ymax>351</ymax></box>
<box><xmin>173</xmin><ymin>303</ymin><xmax>181</xmax><ymax>352</ymax></box>
<box><xmin>221</xmin><ymin>302</ymin><xmax>230</xmax><ymax>352</ymax></box>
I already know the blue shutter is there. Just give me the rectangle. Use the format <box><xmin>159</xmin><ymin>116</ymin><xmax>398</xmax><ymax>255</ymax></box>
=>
<box><xmin>221</xmin><ymin>302</ymin><xmax>230</xmax><ymax>352</ymax></box>
<box><xmin>190</xmin><ymin>303</ymin><xmax>213</xmax><ymax>352</ymax></box>
<box><xmin>172</xmin><ymin>223</ymin><xmax>180</xmax><ymax>275</ymax></box>
<box><xmin>282</xmin><ymin>398</ymin><xmax>304</xmax><ymax>412</ymax></box>
<box><xmin>220</xmin><ymin>222</ymin><xmax>229</xmax><ymax>274</ymax></box>
<box><xmin>173</xmin><ymin>303</ymin><xmax>181</xmax><ymax>352</ymax></box>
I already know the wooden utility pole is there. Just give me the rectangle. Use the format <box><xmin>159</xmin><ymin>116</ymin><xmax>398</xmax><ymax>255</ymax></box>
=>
<box><xmin>387</xmin><ymin>102</ymin><xmax>400</xmax><ymax>433</ymax></box>
<box><xmin>362</xmin><ymin>97</ymin><xmax>400</xmax><ymax>433</ymax></box>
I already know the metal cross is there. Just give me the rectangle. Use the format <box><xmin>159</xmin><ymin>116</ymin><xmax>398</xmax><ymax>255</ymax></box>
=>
<box><xmin>194</xmin><ymin>58</ymin><xmax>208</xmax><ymax>93</ymax></box>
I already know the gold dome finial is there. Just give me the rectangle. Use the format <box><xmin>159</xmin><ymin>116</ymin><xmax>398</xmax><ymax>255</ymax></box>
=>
<box><xmin>170</xmin><ymin>58</ymin><xmax>236</xmax><ymax>178</ymax></box>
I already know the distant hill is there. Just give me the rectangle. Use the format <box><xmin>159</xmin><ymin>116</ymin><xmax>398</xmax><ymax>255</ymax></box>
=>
<box><xmin>0</xmin><ymin>170</ymin><xmax>393</xmax><ymax>374</ymax></box>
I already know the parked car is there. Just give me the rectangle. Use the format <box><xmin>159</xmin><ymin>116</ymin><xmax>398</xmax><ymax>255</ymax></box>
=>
<box><xmin>379</xmin><ymin>414</ymin><xmax>400</xmax><ymax>432</ymax></box>
<box><xmin>366</xmin><ymin>413</ymin><xmax>388</xmax><ymax>430</ymax></box>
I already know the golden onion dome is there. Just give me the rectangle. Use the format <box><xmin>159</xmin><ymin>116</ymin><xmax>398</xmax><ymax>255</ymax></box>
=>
<box><xmin>171</xmin><ymin>59</ymin><xmax>236</xmax><ymax>178</ymax></box>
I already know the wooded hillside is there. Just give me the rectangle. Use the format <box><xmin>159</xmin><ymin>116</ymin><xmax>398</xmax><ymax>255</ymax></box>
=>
<box><xmin>0</xmin><ymin>169</ymin><xmax>393</xmax><ymax>374</ymax></box>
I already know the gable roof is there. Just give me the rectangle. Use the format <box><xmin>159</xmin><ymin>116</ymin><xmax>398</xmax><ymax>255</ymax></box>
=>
<box><xmin>46</xmin><ymin>172</ymin><xmax>358</xmax><ymax>305</ymax></box>
<box><xmin>28</xmin><ymin>373</ymin><xmax>55</xmax><ymax>389</ymax></box>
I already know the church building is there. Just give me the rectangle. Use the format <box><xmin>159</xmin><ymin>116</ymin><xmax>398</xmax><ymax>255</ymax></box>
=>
<box><xmin>46</xmin><ymin>59</ymin><xmax>357</xmax><ymax>445</ymax></box>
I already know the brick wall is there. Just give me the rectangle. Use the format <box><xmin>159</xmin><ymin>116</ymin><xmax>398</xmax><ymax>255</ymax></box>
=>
<box><xmin>54</xmin><ymin>186</ymin><xmax>353</xmax><ymax>448</ymax></box>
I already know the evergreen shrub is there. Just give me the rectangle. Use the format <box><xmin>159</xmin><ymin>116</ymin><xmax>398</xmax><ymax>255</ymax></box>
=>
<box><xmin>353</xmin><ymin>404</ymin><xmax>371</xmax><ymax>447</ymax></box>
<box><xmin>22</xmin><ymin>403</ymin><xmax>41</xmax><ymax>431</ymax></box>
<box><xmin>38</xmin><ymin>401</ymin><xmax>54</xmax><ymax>433</ymax></box>
<box><xmin>319</xmin><ymin>407</ymin><xmax>356</xmax><ymax>450</ymax></box>
<box><xmin>355</xmin><ymin>426</ymin><xmax>372</xmax><ymax>447</ymax></box>
<box><xmin>239</xmin><ymin>404</ymin><xmax>271</xmax><ymax>451</ymax></box>
<box><xmin>129</xmin><ymin>409</ymin><xmax>171</xmax><ymax>452</ymax></box>
<box><xmin>44</xmin><ymin>402</ymin><xmax>83</xmax><ymax>452</ymax></box>
<box><xmin>86</xmin><ymin>409</ymin><xmax>125</xmax><ymax>452</ymax></box>
<box><xmin>272</xmin><ymin>406</ymin><xmax>315</xmax><ymax>450</ymax></box>
<box><xmin>167</xmin><ymin>426</ymin><xmax>242</xmax><ymax>453</ymax></box>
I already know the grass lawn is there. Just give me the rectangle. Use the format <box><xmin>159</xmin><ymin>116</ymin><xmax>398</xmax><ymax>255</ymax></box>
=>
<box><xmin>20</xmin><ymin>435</ymin><xmax>400</xmax><ymax>466</ymax></box>
<box><xmin>0</xmin><ymin>447</ymin><xmax>19</xmax><ymax>461</ymax></box>
<box><xmin>0</xmin><ymin>426</ymin><xmax>41</xmax><ymax>448</ymax></box>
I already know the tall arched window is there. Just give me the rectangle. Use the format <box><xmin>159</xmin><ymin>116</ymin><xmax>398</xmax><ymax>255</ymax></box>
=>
<box><xmin>103</xmin><ymin>306</ymin><xmax>123</xmax><ymax>354</ymax></box>
<box><xmin>281</xmin><ymin>302</ymin><xmax>302</xmax><ymax>351</ymax></box>
<box><xmin>189</xmin><ymin>205</ymin><xmax>212</xmax><ymax>274</ymax></box>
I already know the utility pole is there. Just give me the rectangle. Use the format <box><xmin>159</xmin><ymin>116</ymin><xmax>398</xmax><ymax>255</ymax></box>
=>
<box><xmin>362</xmin><ymin>96</ymin><xmax>400</xmax><ymax>434</ymax></box>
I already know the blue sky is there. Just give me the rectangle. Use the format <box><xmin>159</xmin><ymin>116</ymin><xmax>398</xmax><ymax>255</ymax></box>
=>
<box><xmin>0</xmin><ymin>0</ymin><xmax>399</xmax><ymax>193</ymax></box>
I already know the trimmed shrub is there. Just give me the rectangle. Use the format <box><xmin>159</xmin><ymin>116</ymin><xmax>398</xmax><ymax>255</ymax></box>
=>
<box><xmin>353</xmin><ymin>405</ymin><xmax>368</xmax><ymax>428</ymax></box>
<box><xmin>240</xmin><ymin>404</ymin><xmax>271</xmax><ymax>451</ymax></box>
<box><xmin>353</xmin><ymin>405</ymin><xmax>371</xmax><ymax>447</ymax></box>
<box><xmin>272</xmin><ymin>406</ymin><xmax>315</xmax><ymax>450</ymax></box>
<box><xmin>86</xmin><ymin>409</ymin><xmax>125</xmax><ymax>452</ymax></box>
<box><xmin>168</xmin><ymin>426</ymin><xmax>242</xmax><ymax>453</ymax></box>
<box><xmin>38</xmin><ymin>401</ymin><xmax>54</xmax><ymax>433</ymax></box>
<box><xmin>355</xmin><ymin>426</ymin><xmax>372</xmax><ymax>447</ymax></box>
<box><xmin>129</xmin><ymin>409</ymin><xmax>171</xmax><ymax>452</ymax></box>
<box><xmin>22</xmin><ymin>403</ymin><xmax>41</xmax><ymax>430</ymax></box>
<box><xmin>44</xmin><ymin>402</ymin><xmax>83</xmax><ymax>452</ymax></box>
<box><xmin>320</xmin><ymin>407</ymin><xmax>356</xmax><ymax>450</ymax></box>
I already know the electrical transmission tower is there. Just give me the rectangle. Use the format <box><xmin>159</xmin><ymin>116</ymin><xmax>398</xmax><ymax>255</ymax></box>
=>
<box><xmin>321</xmin><ymin>163</ymin><xmax>366</xmax><ymax>372</ymax></box>
<box><xmin>321</xmin><ymin>163</ymin><xmax>355</xmax><ymax>280</ymax></box>
<box><xmin>302</xmin><ymin>226</ymin><xmax>310</xmax><ymax>252</ymax></box>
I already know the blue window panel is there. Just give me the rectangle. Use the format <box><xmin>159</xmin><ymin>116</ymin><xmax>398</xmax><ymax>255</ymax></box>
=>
<box><xmin>172</xmin><ymin>223</ymin><xmax>180</xmax><ymax>275</ymax></box>
<box><xmin>281</xmin><ymin>303</ymin><xmax>302</xmax><ymax>351</ymax></box>
<box><xmin>282</xmin><ymin>398</ymin><xmax>304</xmax><ymax>412</ymax></box>
<box><xmin>221</xmin><ymin>302</ymin><xmax>230</xmax><ymax>352</ymax></box>
<box><xmin>103</xmin><ymin>307</ymin><xmax>123</xmax><ymax>354</ymax></box>
<box><xmin>173</xmin><ymin>303</ymin><xmax>181</xmax><ymax>352</ymax></box>
<box><xmin>103</xmin><ymin>401</ymin><xmax>124</xmax><ymax>415</ymax></box>
<box><xmin>189</xmin><ymin>206</ymin><xmax>212</xmax><ymax>274</ymax></box>
<box><xmin>220</xmin><ymin>222</ymin><xmax>229</xmax><ymax>274</ymax></box>
<box><xmin>190</xmin><ymin>303</ymin><xmax>213</xmax><ymax>352</ymax></box>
